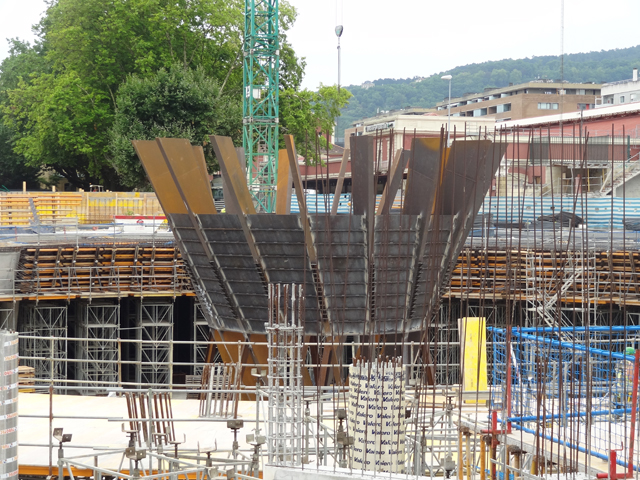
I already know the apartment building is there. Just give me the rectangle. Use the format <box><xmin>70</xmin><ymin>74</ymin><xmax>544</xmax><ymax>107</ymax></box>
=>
<box><xmin>598</xmin><ymin>68</ymin><xmax>640</xmax><ymax>106</ymax></box>
<box><xmin>436</xmin><ymin>80</ymin><xmax>601</xmax><ymax>122</ymax></box>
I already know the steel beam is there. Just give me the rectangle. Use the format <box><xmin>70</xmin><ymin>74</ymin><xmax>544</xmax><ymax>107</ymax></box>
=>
<box><xmin>210</xmin><ymin>136</ymin><xmax>257</xmax><ymax>215</ymax></box>
<box><xmin>377</xmin><ymin>148</ymin><xmax>407</xmax><ymax>215</ymax></box>
<box><xmin>155</xmin><ymin>138</ymin><xmax>217</xmax><ymax>215</ymax></box>
<box><xmin>402</xmin><ymin>138</ymin><xmax>445</xmax><ymax>216</ymax></box>
<box><xmin>132</xmin><ymin>141</ymin><xmax>187</xmax><ymax>214</ymax></box>
<box><xmin>331</xmin><ymin>148</ymin><xmax>350</xmax><ymax>215</ymax></box>
<box><xmin>349</xmin><ymin>136</ymin><xmax>375</xmax><ymax>217</ymax></box>
<box><xmin>275</xmin><ymin>149</ymin><xmax>292</xmax><ymax>214</ymax></box>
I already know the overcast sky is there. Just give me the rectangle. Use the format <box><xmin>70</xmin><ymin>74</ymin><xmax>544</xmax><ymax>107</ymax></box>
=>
<box><xmin>2</xmin><ymin>0</ymin><xmax>639</xmax><ymax>90</ymax></box>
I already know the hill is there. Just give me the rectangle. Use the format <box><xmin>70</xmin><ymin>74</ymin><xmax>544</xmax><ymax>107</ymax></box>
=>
<box><xmin>337</xmin><ymin>45</ymin><xmax>640</xmax><ymax>139</ymax></box>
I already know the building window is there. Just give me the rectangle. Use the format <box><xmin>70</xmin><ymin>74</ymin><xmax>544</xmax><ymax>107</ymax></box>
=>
<box><xmin>620</xmin><ymin>95</ymin><xmax>626</xmax><ymax>103</ymax></box>
<box><xmin>578</xmin><ymin>89</ymin><xmax>586</xmax><ymax>95</ymax></box>
<box><xmin>578</xmin><ymin>103</ymin><xmax>594</xmax><ymax>110</ymax></box>
<box><xmin>632</xmin><ymin>94</ymin><xmax>637</xmax><ymax>102</ymax></box>
<box><xmin>538</xmin><ymin>102</ymin><xmax>559</xmax><ymax>110</ymax></box>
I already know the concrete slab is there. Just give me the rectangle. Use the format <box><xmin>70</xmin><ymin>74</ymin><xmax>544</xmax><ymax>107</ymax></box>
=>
<box><xmin>18</xmin><ymin>393</ymin><xmax>261</xmax><ymax>471</ymax></box>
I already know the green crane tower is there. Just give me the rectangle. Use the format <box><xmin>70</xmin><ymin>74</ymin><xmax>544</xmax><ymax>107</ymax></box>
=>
<box><xmin>243</xmin><ymin>0</ymin><xmax>280</xmax><ymax>212</ymax></box>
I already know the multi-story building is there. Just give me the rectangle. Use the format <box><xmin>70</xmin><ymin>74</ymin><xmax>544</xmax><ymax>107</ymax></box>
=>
<box><xmin>597</xmin><ymin>68</ymin><xmax>640</xmax><ymax>106</ymax></box>
<box><xmin>435</xmin><ymin>80</ymin><xmax>601</xmax><ymax>122</ymax></box>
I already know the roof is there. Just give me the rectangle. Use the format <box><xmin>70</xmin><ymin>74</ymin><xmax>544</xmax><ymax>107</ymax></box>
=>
<box><xmin>499</xmin><ymin>101</ymin><xmax>640</xmax><ymax>128</ymax></box>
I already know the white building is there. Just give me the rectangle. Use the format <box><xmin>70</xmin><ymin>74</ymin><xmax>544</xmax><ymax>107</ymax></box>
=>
<box><xmin>597</xmin><ymin>68</ymin><xmax>640</xmax><ymax>106</ymax></box>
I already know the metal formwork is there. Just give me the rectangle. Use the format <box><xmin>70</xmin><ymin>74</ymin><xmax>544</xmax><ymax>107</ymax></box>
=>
<box><xmin>19</xmin><ymin>304</ymin><xmax>67</xmax><ymax>384</ymax></box>
<box><xmin>135</xmin><ymin>300</ymin><xmax>173</xmax><ymax>387</ymax></box>
<box><xmin>77</xmin><ymin>302</ymin><xmax>120</xmax><ymax>395</ymax></box>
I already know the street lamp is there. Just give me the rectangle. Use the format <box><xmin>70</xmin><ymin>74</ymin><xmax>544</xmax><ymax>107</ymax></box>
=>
<box><xmin>441</xmin><ymin>74</ymin><xmax>452</xmax><ymax>147</ymax></box>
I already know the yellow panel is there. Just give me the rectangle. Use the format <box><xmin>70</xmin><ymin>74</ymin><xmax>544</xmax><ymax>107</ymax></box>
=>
<box><xmin>458</xmin><ymin>317</ymin><xmax>488</xmax><ymax>403</ymax></box>
<box><xmin>156</xmin><ymin>138</ymin><xmax>217</xmax><ymax>215</ymax></box>
<box><xmin>132</xmin><ymin>140</ymin><xmax>187</xmax><ymax>214</ymax></box>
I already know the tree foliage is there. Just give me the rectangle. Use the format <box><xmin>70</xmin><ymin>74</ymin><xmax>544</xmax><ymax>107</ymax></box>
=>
<box><xmin>280</xmin><ymin>85</ymin><xmax>352</xmax><ymax>163</ymax></box>
<box><xmin>110</xmin><ymin>65</ymin><xmax>242</xmax><ymax>189</ymax></box>
<box><xmin>0</xmin><ymin>0</ymin><xmax>305</xmax><ymax>190</ymax></box>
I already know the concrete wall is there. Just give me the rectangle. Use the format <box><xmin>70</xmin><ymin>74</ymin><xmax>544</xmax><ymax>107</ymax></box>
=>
<box><xmin>614</xmin><ymin>173</ymin><xmax>640</xmax><ymax>197</ymax></box>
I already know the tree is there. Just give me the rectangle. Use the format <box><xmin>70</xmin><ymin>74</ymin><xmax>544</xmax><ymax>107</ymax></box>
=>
<box><xmin>3</xmin><ymin>70</ymin><xmax>114</xmax><ymax>189</ymax></box>
<box><xmin>280</xmin><ymin>85</ymin><xmax>352</xmax><ymax>163</ymax></box>
<box><xmin>2</xmin><ymin>0</ymin><xmax>301</xmax><ymax>189</ymax></box>
<box><xmin>109</xmin><ymin>65</ymin><xmax>242</xmax><ymax>189</ymax></box>
<box><xmin>0</xmin><ymin>39</ymin><xmax>51</xmax><ymax>189</ymax></box>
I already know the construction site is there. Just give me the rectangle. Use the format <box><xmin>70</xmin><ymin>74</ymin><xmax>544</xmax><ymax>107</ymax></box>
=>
<box><xmin>2</xmin><ymin>1</ymin><xmax>640</xmax><ymax>479</ymax></box>
<box><xmin>0</xmin><ymin>118</ymin><xmax>636</xmax><ymax>480</ymax></box>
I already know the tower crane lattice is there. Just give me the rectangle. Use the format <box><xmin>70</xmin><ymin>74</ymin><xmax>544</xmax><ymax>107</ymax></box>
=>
<box><xmin>243</xmin><ymin>0</ymin><xmax>280</xmax><ymax>212</ymax></box>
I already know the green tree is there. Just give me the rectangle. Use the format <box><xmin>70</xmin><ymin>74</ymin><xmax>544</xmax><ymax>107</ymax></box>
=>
<box><xmin>280</xmin><ymin>85</ymin><xmax>352</xmax><ymax>163</ymax></box>
<box><xmin>509</xmin><ymin>69</ymin><xmax>523</xmax><ymax>85</ymax></box>
<box><xmin>0</xmin><ymin>40</ymin><xmax>51</xmax><ymax>189</ymax></box>
<box><xmin>490</xmin><ymin>68</ymin><xmax>509</xmax><ymax>86</ymax></box>
<box><xmin>2</xmin><ymin>0</ymin><xmax>301</xmax><ymax>189</ymax></box>
<box><xmin>109</xmin><ymin>65</ymin><xmax>242</xmax><ymax>189</ymax></box>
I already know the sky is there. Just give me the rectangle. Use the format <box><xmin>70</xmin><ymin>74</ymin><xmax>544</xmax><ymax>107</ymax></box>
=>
<box><xmin>1</xmin><ymin>0</ymin><xmax>639</xmax><ymax>90</ymax></box>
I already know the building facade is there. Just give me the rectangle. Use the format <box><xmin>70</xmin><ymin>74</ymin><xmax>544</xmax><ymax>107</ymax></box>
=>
<box><xmin>598</xmin><ymin>68</ymin><xmax>640</xmax><ymax>106</ymax></box>
<box><xmin>435</xmin><ymin>81</ymin><xmax>601</xmax><ymax>122</ymax></box>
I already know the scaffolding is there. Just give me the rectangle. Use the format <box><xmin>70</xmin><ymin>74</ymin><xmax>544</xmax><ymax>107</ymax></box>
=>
<box><xmin>136</xmin><ymin>300</ymin><xmax>174</xmax><ymax>387</ymax></box>
<box><xmin>193</xmin><ymin>303</ymin><xmax>210</xmax><ymax>376</ymax></box>
<box><xmin>19</xmin><ymin>304</ymin><xmax>68</xmax><ymax>386</ymax></box>
<box><xmin>77</xmin><ymin>302</ymin><xmax>120</xmax><ymax>395</ymax></box>
<box><xmin>0</xmin><ymin>308</ymin><xmax>14</xmax><ymax>330</ymax></box>
<box><xmin>525</xmin><ymin>249</ymin><xmax>599</xmax><ymax>328</ymax></box>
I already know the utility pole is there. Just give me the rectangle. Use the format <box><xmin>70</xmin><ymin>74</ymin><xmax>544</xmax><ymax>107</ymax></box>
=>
<box><xmin>243</xmin><ymin>0</ymin><xmax>280</xmax><ymax>212</ymax></box>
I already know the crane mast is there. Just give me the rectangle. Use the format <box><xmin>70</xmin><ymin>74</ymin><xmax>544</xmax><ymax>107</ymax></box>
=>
<box><xmin>243</xmin><ymin>0</ymin><xmax>280</xmax><ymax>212</ymax></box>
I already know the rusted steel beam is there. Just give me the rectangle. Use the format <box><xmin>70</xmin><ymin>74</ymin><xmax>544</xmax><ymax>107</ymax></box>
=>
<box><xmin>155</xmin><ymin>138</ymin><xmax>217</xmax><ymax>214</ymax></box>
<box><xmin>377</xmin><ymin>148</ymin><xmax>407</xmax><ymax>215</ymax></box>
<box><xmin>284</xmin><ymin>134</ymin><xmax>317</xmax><ymax>264</ymax></box>
<box><xmin>192</xmin><ymin>145</ymin><xmax>217</xmax><ymax>213</ymax></box>
<box><xmin>350</xmin><ymin>136</ymin><xmax>375</xmax><ymax>217</ymax></box>
<box><xmin>331</xmin><ymin>148</ymin><xmax>350</xmax><ymax>215</ymax></box>
<box><xmin>223</xmin><ymin>148</ymin><xmax>247</xmax><ymax>215</ymax></box>
<box><xmin>210</xmin><ymin>135</ymin><xmax>257</xmax><ymax>215</ymax></box>
<box><xmin>132</xmin><ymin>140</ymin><xmax>187</xmax><ymax>214</ymax></box>
<box><xmin>402</xmin><ymin>138</ymin><xmax>444</xmax><ymax>216</ymax></box>
<box><xmin>275</xmin><ymin>149</ymin><xmax>292</xmax><ymax>214</ymax></box>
